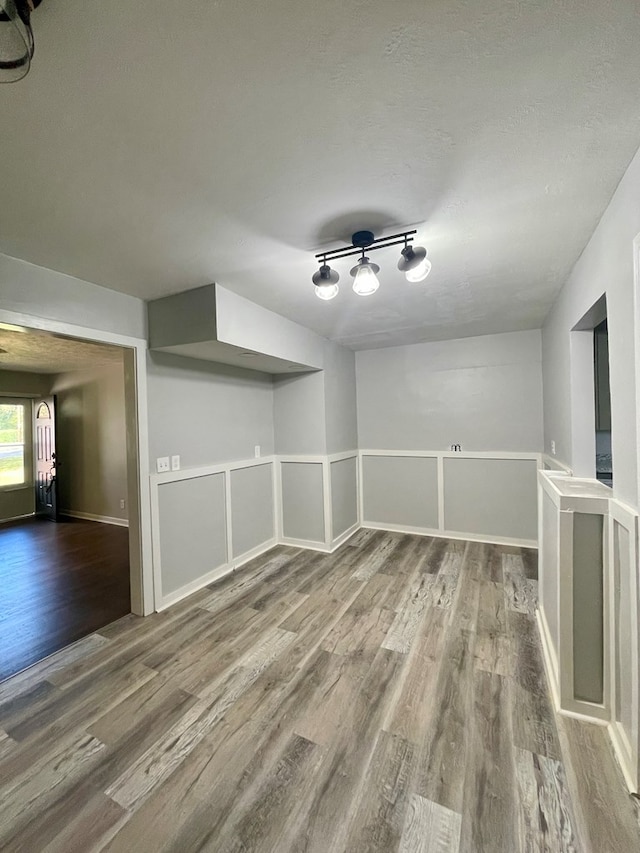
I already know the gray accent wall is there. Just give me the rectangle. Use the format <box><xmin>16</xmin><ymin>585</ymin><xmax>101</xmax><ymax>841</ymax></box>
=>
<box><xmin>273</xmin><ymin>371</ymin><xmax>327</xmax><ymax>455</ymax></box>
<box><xmin>356</xmin><ymin>330</ymin><xmax>543</xmax><ymax>452</ymax></box>
<box><xmin>0</xmin><ymin>370</ymin><xmax>51</xmax><ymax>397</ymax></box>
<box><xmin>362</xmin><ymin>455</ymin><xmax>439</xmax><ymax>529</ymax></box>
<box><xmin>273</xmin><ymin>339</ymin><xmax>358</xmax><ymax>457</ymax></box>
<box><xmin>572</xmin><ymin>512</ymin><xmax>604</xmax><ymax>704</ymax></box>
<box><xmin>0</xmin><ymin>483</ymin><xmax>33</xmax><ymax>523</ymax></box>
<box><xmin>331</xmin><ymin>457</ymin><xmax>358</xmax><ymax>538</ymax></box>
<box><xmin>158</xmin><ymin>474</ymin><xmax>227</xmax><ymax>595</ymax></box>
<box><xmin>323</xmin><ymin>341</ymin><xmax>358</xmax><ymax>455</ymax></box>
<box><xmin>147</xmin><ymin>352</ymin><xmax>275</xmax><ymax>467</ymax></box>
<box><xmin>281</xmin><ymin>461</ymin><xmax>325</xmax><ymax>543</ymax></box>
<box><xmin>230</xmin><ymin>463</ymin><xmax>274</xmax><ymax>558</ymax></box>
<box><xmin>443</xmin><ymin>457</ymin><xmax>537</xmax><ymax>540</ymax></box>
<box><xmin>53</xmin><ymin>363</ymin><xmax>128</xmax><ymax>521</ymax></box>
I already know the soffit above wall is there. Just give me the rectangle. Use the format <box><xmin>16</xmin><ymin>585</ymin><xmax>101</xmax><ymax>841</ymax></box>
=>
<box><xmin>148</xmin><ymin>284</ymin><xmax>323</xmax><ymax>374</ymax></box>
<box><xmin>1</xmin><ymin>2</ymin><xmax>640</xmax><ymax>348</ymax></box>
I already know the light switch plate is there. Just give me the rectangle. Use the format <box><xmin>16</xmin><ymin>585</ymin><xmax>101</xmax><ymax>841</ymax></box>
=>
<box><xmin>156</xmin><ymin>456</ymin><xmax>170</xmax><ymax>473</ymax></box>
<box><xmin>551</xmin><ymin>440</ymin><xmax>556</xmax><ymax>456</ymax></box>
<box><xmin>254</xmin><ymin>445</ymin><xmax>261</xmax><ymax>458</ymax></box>
<box><xmin>171</xmin><ymin>455</ymin><xmax>181</xmax><ymax>471</ymax></box>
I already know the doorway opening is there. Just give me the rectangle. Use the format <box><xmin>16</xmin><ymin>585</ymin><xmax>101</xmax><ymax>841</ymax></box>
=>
<box><xmin>594</xmin><ymin>317</ymin><xmax>613</xmax><ymax>487</ymax></box>
<box><xmin>0</xmin><ymin>325</ymin><xmax>136</xmax><ymax>681</ymax></box>
<box><xmin>570</xmin><ymin>293</ymin><xmax>613</xmax><ymax>483</ymax></box>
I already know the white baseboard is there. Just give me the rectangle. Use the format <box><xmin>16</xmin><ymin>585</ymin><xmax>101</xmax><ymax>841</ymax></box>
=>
<box><xmin>608</xmin><ymin>719</ymin><xmax>638</xmax><ymax>794</ymax></box>
<box><xmin>330</xmin><ymin>522</ymin><xmax>360</xmax><ymax>551</ymax></box>
<box><xmin>536</xmin><ymin>607</ymin><xmax>612</xmax><ymax>731</ymax></box>
<box><xmin>536</xmin><ymin>606</ymin><xmax>561</xmax><ymax>711</ymax></box>
<box><xmin>361</xmin><ymin>521</ymin><xmax>537</xmax><ymax>550</ymax></box>
<box><xmin>157</xmin><ymin>561</ymin><xmax>235</xmax><ymax>611</ymax></box>
<box><xmin>156</xmin><ymin>537</ymin><xmax>277</xmax><ymax>611</ymax></box>
<box><xmin>61</xmin><ymin>510</ymin><xmax>129</xmax><ymax>528</ymax></box>
<box><xmin>0</xmin><ymin>512</ymin><xmax>35</xmax><ymax>525</ymax></box>
<box><xmin>279</xmin><ymin>524</ymin><xmax>361</xmax><ymax>555</ymax></box>
<box><xmin>233</xmin><ymin>538</ymin><xmax>278</xmax><ymax>569</ymax></box>
<box><xmin>159</xmin><ymin>520</ymin><xmax>534</xmax><ymax>612</ymax></box>
<box><xmin>279</xmin><ymin>535</ymin><xmax>332</xmax><ymax>553</ymax></box>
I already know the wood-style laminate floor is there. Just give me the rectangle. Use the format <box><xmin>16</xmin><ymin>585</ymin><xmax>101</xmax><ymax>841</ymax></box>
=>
<box><xmin>0</xmin><ymin>517</ymin><xmax>130</xmax><ymax>681</ymax></box>
<box><xmin>0</xmin><ymin>531</ymin><xmax>638</xmax><ymax>852</ymax></box>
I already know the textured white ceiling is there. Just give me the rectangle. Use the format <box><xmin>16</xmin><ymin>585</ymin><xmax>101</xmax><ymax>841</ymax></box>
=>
<box><xmin>0</xmin><ymin>328</ymin><xmax>124</xmax><ymax>374</ymax></box>
<box><xmin>1</xmin><ymin>1</ymin><xmax>639</xmax><ymax>348</ymax></box>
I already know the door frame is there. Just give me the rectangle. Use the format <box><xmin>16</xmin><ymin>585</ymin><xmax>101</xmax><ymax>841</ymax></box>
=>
<box><xmin>0</xmin><ymin>307</ymin><xmax>153</xmax><ymax>616</ymax></box>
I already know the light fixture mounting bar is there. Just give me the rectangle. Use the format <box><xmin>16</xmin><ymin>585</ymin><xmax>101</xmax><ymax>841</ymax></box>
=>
<box><xmin>315</xmin><ymin>229</ymin><xmax>417</xmax><ymax>262</ymax></box>
<box><xmin>316</xmin><ymin>237</ymin><xmax>416</xmax><ymax>263</ymax></box>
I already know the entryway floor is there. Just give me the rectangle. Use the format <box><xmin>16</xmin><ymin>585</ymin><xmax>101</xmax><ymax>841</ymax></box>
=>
<box><xmin>0</xmin><ymin>516</ymin><xmax>130</xmax><ymax>682</ymax></box>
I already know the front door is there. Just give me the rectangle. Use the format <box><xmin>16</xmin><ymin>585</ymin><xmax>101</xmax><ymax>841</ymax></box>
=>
<box><xmin>34</xmin><ymin>397</ymin><xmax>58</xmax><ymax>521</ymax></box>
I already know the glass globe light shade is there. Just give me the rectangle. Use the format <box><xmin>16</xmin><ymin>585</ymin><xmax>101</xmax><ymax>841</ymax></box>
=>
<box><xmin>350</xmin><ymin>258</ymin><xmax>380</xmax><ymax>296</ymax></box>
<box><xmin>315</xmin><ymin>282</ymin><xmax>339</xmax><ymax>300</ymax></box>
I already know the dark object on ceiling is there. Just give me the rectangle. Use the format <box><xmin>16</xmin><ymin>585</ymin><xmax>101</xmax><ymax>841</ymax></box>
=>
<box><xmin>0</xmin><ymin>0</ymin><xmax>43</xmax><ymax>83</ymax></box>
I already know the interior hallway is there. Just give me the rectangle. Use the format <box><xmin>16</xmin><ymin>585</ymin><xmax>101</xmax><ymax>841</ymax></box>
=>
<box><xmin>0</xmin><ymin>531</ymin><xmax>637</xmax><ymax>852</ymax></box>
<box><xmin>0</xmin><ymin>517</ymin><xmax>130</xmax><ymax>682</ymax></box>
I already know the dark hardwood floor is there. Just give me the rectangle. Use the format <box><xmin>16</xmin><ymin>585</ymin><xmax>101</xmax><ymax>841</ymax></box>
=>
<box><xmin>0</xmin><ymin>516</ymin><xmax>130</xmax><ymax>682</ymax></box>
<box><xmin>0</xmin><ymin>530</ymin><xmax>637</xmax><ymax>851</ymax></box>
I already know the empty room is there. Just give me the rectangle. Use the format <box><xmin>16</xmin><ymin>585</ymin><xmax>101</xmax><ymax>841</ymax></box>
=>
<box><xmin>0</xmin><ymin>2</ymin><xmax>639</xmax><ymax>851</ymax></box>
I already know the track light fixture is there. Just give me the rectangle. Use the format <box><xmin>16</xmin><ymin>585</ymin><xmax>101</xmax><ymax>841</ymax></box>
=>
<box><xmin>312</xmin><ymin>229</ymin><xmax>430</xmax><ymax>299</ymax></box>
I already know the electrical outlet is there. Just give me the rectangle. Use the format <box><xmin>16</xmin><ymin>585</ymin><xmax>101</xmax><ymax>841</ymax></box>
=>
<box><xmin>119</xmin><ymin>499</ymin><xmax>126</xmax><ymax>510</ymax></box>
<box><xmin>254</xmin><ymin>445</ymin><xmax>261</xmax><ymax>458</ymax></box>
<box><xmin>551</xmin><ymin>440</ymin><xmax>556</xmax><ymax>456</ymax></box>
<box><xmin>171</xmin><ymin>455</ymin><xmax>181</xmax><ymax>471</ymax></box>
<box><xmin>156</xmin><ymin>456</ymin><xmax>170</xmax><ymax>473</ymax></box>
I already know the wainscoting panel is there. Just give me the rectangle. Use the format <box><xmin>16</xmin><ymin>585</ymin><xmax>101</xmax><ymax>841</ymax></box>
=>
<box><xmin>362</xmin><ymin>455</ymin><xmax>439</xmax><ymax>529</ymax></box>
<box><xmin>157</xmin><ymin>473</ymin><xmax>227</xmax><ymax>598</ymax></box>
<box><xmin>540</xmin><ymin>487</ymin><xmax>560</xmax><ymax>673</ymax></box>
<box><xmin>230</xmin><ymin>463</ymin><xmax>274</xmax><ymax>559</ymax></box>
<box><xmin>572</xmin><ymin>512</ymin><xmax>605</xmax><ymax>704</ymax></box>
<box><xmin>609</xmin><ymin>499</ymin><xmax>640</xmax><ymax>792</ymax></box>
<box><xmin>535</xmin><ymin>472</ymin><xmax>640</xmax><ymax>796</ymax></box>
<box><xmin>280</xmin><ymin>461</ymin><xmax>325</xmax><ymax>544</ymax></box>
<box><xmin>360</xmin><ymin>450</ymin><xmax>539</xmax><ymax>546</ymax></box>
<box><xmin>443</xmin><ymin>456</ymin><xmax>538</xmax><ymax>541</ymax></box>
<box><xmin>330</xmin><ymin>456</ymin><xmax>358</xmax><ymax>540</ymax></box>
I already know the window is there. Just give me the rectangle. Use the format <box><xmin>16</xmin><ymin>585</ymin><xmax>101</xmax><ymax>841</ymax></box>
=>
<box><xmin>0</xmin><ymin>401</ymin><xmax>27</xmax><ymax>488</ymax></box>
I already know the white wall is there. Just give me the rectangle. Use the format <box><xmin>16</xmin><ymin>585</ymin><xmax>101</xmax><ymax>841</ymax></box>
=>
<box><xmin>543</xmin><ymin>146</ymin><xmax>640</xmax><ymax>509</ymax></box>
<box><xmin>356</xmin><ymin>330</ymin><xmax>544</xmax><ymax>452</ymax></box>
<box><xmin>146</xmin><ymin>351</ymin><xmax>275</xmax><ymax>467</ymax></box>
<box><xmin>52</xmin><ymin>363</ymin><xmax>128</xmax><ymax>522</ymax></box>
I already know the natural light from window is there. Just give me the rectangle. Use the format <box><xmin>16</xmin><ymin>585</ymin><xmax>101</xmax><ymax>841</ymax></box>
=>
<box><xmin>0</xmin><ymin>403</ymin><xmax>25</xmax><ymax>487</ymax></box>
